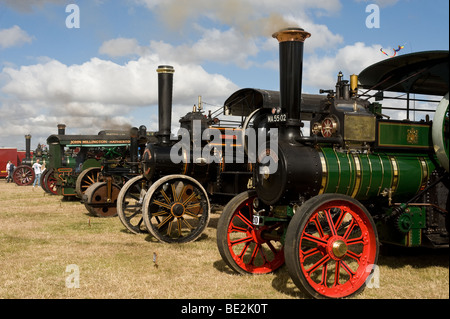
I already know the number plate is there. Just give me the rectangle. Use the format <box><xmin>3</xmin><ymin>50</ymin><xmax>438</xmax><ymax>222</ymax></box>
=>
<box><xmin>267</xmin><ymin>114</ymin><xmax>287</xmax><ymax>123</ymax></box>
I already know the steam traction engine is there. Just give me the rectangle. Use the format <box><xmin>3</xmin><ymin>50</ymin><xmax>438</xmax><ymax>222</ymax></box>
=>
<box><xmin>12</xmin><ymin>134</ymin><xmax>47</xmax><ymax>186</ymax></box>
<box><xmin>116</xmin><ymin>65</ymin><xmax>253</xmax><ymax>243</ymax></box>
<box><xmin>81</xmin><ymin>125</ymin><xmax>151</xmax><ymax>218</ymax></box>
<box><xmin>45</xmin><ymin>125</ymin><xmax>131</xmax><ymax>200</ymax></box>
<box><xmin>216</xmin><ymin>28</ymin><xmax>449</xmax><ymax>298</ymax></box>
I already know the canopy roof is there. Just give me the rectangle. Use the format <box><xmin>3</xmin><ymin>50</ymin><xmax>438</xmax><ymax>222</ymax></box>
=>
<box><xmin>223</xmin><ymin>88</ymin><xmax>325</xmax><ymax>117</ymax></box>
<box><xmin>358</xmin><ymin>51</ymin><xmax>449</xmax><ymax>96</ymax></box>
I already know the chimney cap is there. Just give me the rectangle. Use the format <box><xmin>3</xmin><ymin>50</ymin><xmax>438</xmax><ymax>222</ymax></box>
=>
<box><xmin>272</xmin><ymin>28</ymin><xmax>311</xmax><ymax>43</ymax></box>
<box><xmin>157</xmin><ymin>65</ymin><xmax>175</xmax><ymax>74</ymax></box>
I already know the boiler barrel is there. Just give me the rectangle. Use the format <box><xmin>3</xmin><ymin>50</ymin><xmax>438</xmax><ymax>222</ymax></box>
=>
<box><xmin>255</xmin><ymin>143</ymin><xmax>437</xmax><ymax>205</ymax></box>
<box><xmin>318</xmin><ymin>148</ymin><xmax>436</xmax><ymax>201</ymax></box>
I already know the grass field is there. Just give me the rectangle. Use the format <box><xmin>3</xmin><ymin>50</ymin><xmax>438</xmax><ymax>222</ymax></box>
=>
<box><xmin>0</xmin><ymin>181</ymin><xmax>448</xmax><ymax>300</ymax></box>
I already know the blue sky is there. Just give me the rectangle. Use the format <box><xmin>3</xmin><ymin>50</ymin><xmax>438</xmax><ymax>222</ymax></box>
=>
<box><xmin>0</xmin><ymin>0</ymin><xmax>448</xmax><ymax>149</ymax></box>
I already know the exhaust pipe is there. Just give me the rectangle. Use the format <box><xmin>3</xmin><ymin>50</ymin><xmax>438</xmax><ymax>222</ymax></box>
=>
<box><xmin>272</xmin><ymin>28</ymin><xmax>310</xmax><ymax>138</ymax></box>
<box><xmin>156</xmin><ymin>65</ymin><xmax>175</xmax><ymax>145</ymax></box>
<box><xmin>129</xmin><ymin>127</ymin><xmax>139</xmax><ymax>174</ymax></box>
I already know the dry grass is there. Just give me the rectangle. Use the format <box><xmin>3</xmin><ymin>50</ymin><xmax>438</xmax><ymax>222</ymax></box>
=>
<box><xmin>0</xmin><ymin>181</ymin><xmax>448</xmax><ymax>300</ymax></box>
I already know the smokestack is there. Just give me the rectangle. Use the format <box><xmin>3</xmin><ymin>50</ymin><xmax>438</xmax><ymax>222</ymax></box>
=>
<box><xmin>129</xmin><ymin>127</ymin><xmax>139</xmax><ymax>174</ymax></box>
<box><xmin>25</xmin><ymin>134</ymin><xmax>31</xmax><ymax>162</ymax></box>
<box><xmin>57</xmin><ymin>124</ymin><xmax>66</xmax><ymax>135</ymax></box>
<box><xmin>156</xmin><ymin>65</ymin><xmax>175</xmax><ymax>144</ymax></box>
<box><xmin>272</xmin><ymin>28</ymin><xmax>310</xmax><ymax>136</ymax></box>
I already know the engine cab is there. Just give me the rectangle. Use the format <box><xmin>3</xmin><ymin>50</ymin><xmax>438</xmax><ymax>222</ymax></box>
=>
<box><xmin>310</xmin><ymin>72</ymin><xmax>375</xmax><ymax>150</ymax></box>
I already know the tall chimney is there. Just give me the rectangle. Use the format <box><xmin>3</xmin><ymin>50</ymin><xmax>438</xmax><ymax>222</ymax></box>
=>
<box><xmin>156</xmin><ymin>65</ymin><xmax>175</xmax><ymax>144</ymax></box>
<box><xmin>272</xmin><ymin>28</ymin><xmax>310</xmax><ymax>137</ymax></box>
<box><xmin>129</xmin><ymin>127</ymin><xmax>139</xmax><ymax>174</ymax></box>
<box><xmin>57</xmin><ymin>124</ymin><xmax>66</xmax><ymax>135</ymax></box>
<box><xmin>25</xmin><ymin>134</ymin><xmax>32</xmax><ymax>162</ymax></box>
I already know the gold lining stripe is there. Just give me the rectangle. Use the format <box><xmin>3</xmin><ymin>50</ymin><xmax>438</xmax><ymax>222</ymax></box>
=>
<box><xmin>389</xmin><ymin>156</ymin><xmax>399</xmax><ymax>193</ymax></box>
<box><xmin>377</xmin><ymin>154</ymin><xmax>385</xmax><ymax>196</ymax></box>
<box><xmin>333</xmin><ymin>149</ymin><xmax>341</xmax><ymax>193</ymax></box>
<box><xmin>318</xmin><ymin>151</ymin><xmax>328</xmax><ymax>195</ymax></box>
<box><xmin>346</xmin><ymin>152</ymin><xmax>353</xmax><ymax>196</ymax></box>
<box><xmin>365</xmin><ymin>153</ymin><xmax>373</xmax><ymax>197</ymax></box>
<box><xmin>419</xmin><ymin>157</ymin><xmax>428</xmax><ymax>192</ymax></box>
<box><xmin>351</xmin><ymin>153</ymin><xmax>362</xmax><ymax>198</ymax></box>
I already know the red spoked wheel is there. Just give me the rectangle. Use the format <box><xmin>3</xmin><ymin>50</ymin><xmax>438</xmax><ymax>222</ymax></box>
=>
<box><xmin>217</xmin><ymin>190</ymin><xmax>286</xmax><ymax>275</ymax></box>
<box><xmin>42</xmin><ymin>169</ymin><xmax>58</xmax><ymax>195</ymax></box>
<box><xmin>12</xmin><ymin>165</ymin><xmax>35</xmax><ymax>186</ymax></box>
<box><xmin>284</xmin><ymin>194</ymin><xmax>379</xmax><ymax>299</ymax></box>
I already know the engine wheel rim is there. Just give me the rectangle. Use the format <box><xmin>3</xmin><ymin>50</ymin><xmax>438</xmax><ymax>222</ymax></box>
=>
<box><xmin>85</xmin><ymin>182</ymin><xmax>120</xmax><ymax>217</ymax></box>
<box><xmin>117</xmin><ymin>176</ymin><xmax>150</xmax><ymax>234</ymax></box>
<box><xmin>76</xmin><ymin>167</ymin><xmax>102</xmax><ymax>197</ymax></box>
<box><xmin>225</xmin><ymin>195</ymin><xmax>285</xmax><ymax>274</ymax></box>
<box><xmin>297</xmin><ymin>200</ymin><xmax>377</xmax><ymax>298</ymax></box>
<box><xmin>143</xmin><ymin>176</ymin><xmax>210</xmax><ymax>243</ymax></box>
<box><xmin>13</xmin><ymin>166</ymin><xmax>35</xmax><ymax>186</ymax></box>
<box><xmin>44</xmin><ymin>169</ymin><xmax>58</xmax><ymax>195</ymax></box>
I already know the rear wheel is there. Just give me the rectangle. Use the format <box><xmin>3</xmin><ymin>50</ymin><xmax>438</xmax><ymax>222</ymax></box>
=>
<box><xmin>75</xmin><ymin>167</ymin><xmax>102</xmax><ymax>198</ymax></box>
<box><xmin>217</xmin><ymin>190</ymin><xmax>286</xmax><ymax>275</ymax></box>
<box><xmin>13</xmin><ymin>165</ymin><xmax>35</xmax><ymax>186</ymax></box>
<box><xmin>83</xmin><ymin>181</ymin><xmax>121</xmax><ymax>217</ymax></box>
<box><xmin>284</xmin><ymin>194</ymin><xmax>379</xmax><ymax>299</ymax></box>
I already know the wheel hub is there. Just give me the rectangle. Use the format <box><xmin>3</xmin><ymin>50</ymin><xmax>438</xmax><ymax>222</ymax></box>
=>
<box><xmin>331</xmin><ymin>239</ymin><xmax>347</xmax><ymax>258</ymax></box>
<box><xmin>171</xmin><ymin>203</ymin><xmax>185</xmax><ymax>217</ymax></box>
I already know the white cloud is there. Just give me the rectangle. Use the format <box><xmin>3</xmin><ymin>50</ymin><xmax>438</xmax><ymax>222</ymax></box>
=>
<box><xmin>0</xmin><ymin>25</ymin><xmax>33</xmax><ymax>49</ymax></box>
<box><xmin>98</xmin><ymin>38</ymin><xmax>143</xmax><ymax>58</ymax></box>
<box><xmin>303</xmin><ymin>42</ymin><xmax>384</xmax><ymax>90</ymax></box>
<box><xmin>0</xmin><ymin>53</ymin><xmax>238</xmax><ymax>147</ymax></box>
<box><xmin>99</xmin><ymin>28</ymin><xmax>260</xmax><ymax>68</ymax></box>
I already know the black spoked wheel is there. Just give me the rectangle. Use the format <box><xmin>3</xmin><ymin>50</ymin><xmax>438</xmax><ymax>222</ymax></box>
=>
<box><xmin>75</xmin><ymin>167</ymin><xmax>102</xmax><ymax>198</ymax></box>
<box><xmin>142</xmin><ymin>175</ymin><xmax>210</xmax><ymax>243</ymax></box>
<box><xmin>117</xmin><ymin>175</ymin><xmax>152</xmax><ymax>234</ymax></box>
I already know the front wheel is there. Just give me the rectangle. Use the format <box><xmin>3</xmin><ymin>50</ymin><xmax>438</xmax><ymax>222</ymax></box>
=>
<box><xmin>83</xmin><ymin>181</ymin><xmax>121</xmax><ymax>217</ymax></box>
<box><xmin>42</xmin><ymin>168</ymin><xmax>58</xmax><ymax>194</ymax></box>
<box><xmin>284</xmin><ymin>194</ymin><xmax>379</xmax><ymax>299</ymax></box>
<box><xmin>142</xmin><ymin>175</ymin><xmax>210</xmax><ymax>244</ymax></box>
<box><xmin>216</xmin><ymin>190</ymin><xmax>286</xmax><ymax>275</ymax></box>
<box><xmin>117</xmin><ymin>175</ymin><xmax>152</xmax><ymax>234</ymax></box>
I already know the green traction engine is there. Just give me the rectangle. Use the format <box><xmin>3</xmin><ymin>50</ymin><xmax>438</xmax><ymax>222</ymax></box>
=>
<box><xmin>45</xmin><ymin>124</ymin><xmax>131</xmax><ymax>199</ymax></box>
<box><xmin>216</xmin><ymin>28</ymin><xmax>449</xmax><ymax>299</ymax></box>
